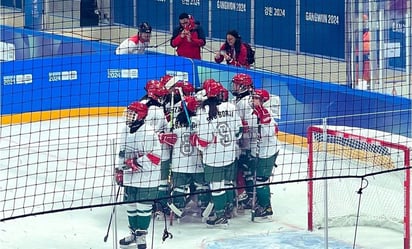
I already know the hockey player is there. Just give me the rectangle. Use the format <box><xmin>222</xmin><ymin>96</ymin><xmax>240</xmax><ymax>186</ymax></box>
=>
<box><xmin>168</xmin><ymin>96</ymin><xmax>209</xmax><ymax>218</ymax></box>
<box><xmin>116</xmin><ymin>22</ymin><xmax>152</xmax><ymax>55</ymax></box>
<box><xmin>116</xmin><ymin>101</ymin><xmax>162</xmax><ymax>249</ymax></box>
<box><xmin>249</xmin><ymin>89</ymin><xmax>279</xmax><ymax>220</ymax></box>
<box><xmin>141</xmin><ymin>80</ymin><xmax>177</xmax><ymax>216</ymax></box>
<box><xmin>191</xmin><ymin>79</ymin><xmax>242</xmax><ymax>227</ymax></box>
<box><xmin>231</xmin><ymin>73</ymin><xmax>255</xmax><ymax>207</ymax></box>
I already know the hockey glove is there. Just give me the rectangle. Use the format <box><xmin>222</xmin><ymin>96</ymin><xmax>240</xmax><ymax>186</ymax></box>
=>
<box><xmin>252</xmin><ymin>105</ymin><xmax>272</xmax><ymax>125</ymax></box>
<box><xmin>189</xmin><ymin>133</ymin><xmax>217</xmax><ymax>148</ymax></box>
<box><xmin>115</xmin><ymin>169</ymin><xmax>123</xmax><ymax>186</ymax></box>
<box><xmin>158</xmin><ymin>132</ymin><xmax>178</xmax><ymax>146</ymax></box>
<box><xmin>124</xmin><ymin>158</ymin><xmax>142</xmax><ymax>172</ymax></box>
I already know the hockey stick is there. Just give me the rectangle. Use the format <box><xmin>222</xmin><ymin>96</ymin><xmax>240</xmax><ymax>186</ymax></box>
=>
<box><xmin>167</xmin><ymin>90</ymin><xmax>175</xmax><ymax>226</ymax></box>
<box><xmin>104</xmin><ymin>138</ymin><xmax>121</xmax><ymax>243</ymax></box>
<box><xmin>251</xmin><ymin>120</ymin><xmax>261</xmax><ymax>222</ymax></box>
<box><xmin>167</xmin><ymin>88</ymin><xmax>192</xmax><ymax>222</ymax></box>
<box><xmin>176</xmin><ymin>87</ymin><xmax>191</xmax><ymax>127</ymax></box>
<box><xmin>164</xmin><ymin>76</ymin><xmax>181</xmax><ymax>91</ymax></box>
<box><xmin>103</xmin><ymin>186</ymin><xmax>121</xmax><ymax>242</ymax></box>
<box><xmin>202</xmin><ymin>45</ymin><xmax>215</xmax><ymax>53</ymax></box>
<box><xmin>147</xmin><ymin>38</ymin><xmax>171</xmax><ymax>48</ymax></box>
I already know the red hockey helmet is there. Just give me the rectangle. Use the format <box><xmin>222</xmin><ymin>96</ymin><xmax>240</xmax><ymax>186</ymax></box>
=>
<box><xmin>202</xmin><ymin>79</ymin><xmax>217</xmax><ymax>90</ymax></box>
<box><xmin>126</xmin><ymin>101</ymin><xmax>148</xmax><ymax>125</ymax></box>
<box><xmin>175</xmin><ymin>81</ymin><xmax>195</xmax><ymax>96</ymax></box>
<box><xmin>183</xmin><ymin>96</ymin><xmax>199</xmax><ymax>113</ymax></box>
<box><xmin>160</xmin><ymin>74</ymin><xmax>174</xmax><ymax>85</ymax></box>
<box><xmin>252</xmin><ymin>89</ymin><xmax>270</xmax><ymax>102</ymax></box>
<box><xmin>204</xmin><ymin>80</ymin><xmax>223</xmax><ymax>98</ymax></box>
<box><xmin>231</xmin><ymin>73</ymin><xmax>253</xmax><ymax>95</ymax></box>
<box><xmin>145</xmin><ymin>80</ymin><xmax>169</xmax><ymax>101</ymax></box>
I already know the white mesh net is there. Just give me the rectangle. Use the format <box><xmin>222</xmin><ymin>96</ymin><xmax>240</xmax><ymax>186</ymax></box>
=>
<box><xmin>308</xmin><ymin>125</ymin><xmax>410</xmax><ymax>234</ymax></box>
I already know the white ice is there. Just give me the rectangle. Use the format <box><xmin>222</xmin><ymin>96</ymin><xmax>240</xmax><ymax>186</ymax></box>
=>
<box><xmin>0</xmin><ymin>117</ymin><xmax>404</xmax><ymax>249</ymax></box>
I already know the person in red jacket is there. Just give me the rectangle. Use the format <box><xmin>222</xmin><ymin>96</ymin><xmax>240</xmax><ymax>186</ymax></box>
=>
<box><xmin>215</xmin><ymin>30</ymin><xmax>249</xmax><ymax>68</ymax></box>
<box><xmin>170</xmin><ymin>13</ymin><xmax>206</xmax><ymax>60</ymax></box>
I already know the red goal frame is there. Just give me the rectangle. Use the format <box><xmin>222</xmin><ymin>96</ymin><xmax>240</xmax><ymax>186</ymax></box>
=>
<box><xmin>307</xmin><ymin>125</ymin><xmax>410</xmax><ymax>249</ymax></box>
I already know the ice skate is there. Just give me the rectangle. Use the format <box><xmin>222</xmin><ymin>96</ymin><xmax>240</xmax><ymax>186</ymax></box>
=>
<box><xmin>206</xmin><ymin>216</ymin><xmax>229</xmax><ymax>228</ymax></box>
<box><xmin>224</xmin><ymin>202</ymin><xmax>237</xmax><ymax>219</ymax></box>
<box><xmin>119</xmin><ymin>229</ymin><xmax>147</xmax><ymax>249</ymax></box>
<box><xmin>253</xmin><ymin>205</ymin><xmax>273</xmax><ymax>222</ymax></box>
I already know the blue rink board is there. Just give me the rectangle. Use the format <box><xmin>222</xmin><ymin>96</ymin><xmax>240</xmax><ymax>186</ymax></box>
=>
<box><xmin>204</xmin><ymin>231</ymin><xmax>356</xmax><ymax>249</ymax></box>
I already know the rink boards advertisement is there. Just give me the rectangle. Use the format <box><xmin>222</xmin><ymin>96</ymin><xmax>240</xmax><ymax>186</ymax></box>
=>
<box><xmin>211</xmin><ymin>0</ymin><xmax>251</xmax><ymax>42</ymax></box>
<box><xmin>1</xmin><ymin>25</ymin><xmax>411</xmax><ymax>138</ymax></box>
<box><xmin>299</xmin><ymin>0</ymin><xmax>345</xmax><ymax>58</ymax></box>
<box><xmin>136</xmin><ymin>0</ymin><xmax>171</xmax><ymax>32</ymax></box>
<box><xmin>1</xmin><ymin>53</ymin><xmax>195</xmax><ymax>118</ymax></box>
<box><xmin>254</xmin><ymin>0</ymin><xmax>296</xmax><ymax>51</ymax></box>
<box><xmin>2</xmin><ymin>52</ymin><xmax>410</xmax><ymax>139</ymax></box>
<box><xmin>0</xmin><ymin>25</ymin><xmax>113</xmax><ymax>60</ymax></box>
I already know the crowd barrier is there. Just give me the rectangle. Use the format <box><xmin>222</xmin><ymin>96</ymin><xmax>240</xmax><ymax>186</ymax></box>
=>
<box><xmin>2</xmin><ymin>51</ymin><xmax>410</xmax><ymax>138</ymax></box>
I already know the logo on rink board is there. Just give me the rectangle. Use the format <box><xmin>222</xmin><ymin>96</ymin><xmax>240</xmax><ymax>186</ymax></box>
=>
<box><xmin>48</xmin><ymin>71</ymin><xmax>78</xmax><ymax>82</ymax></box>
<box><xmin>3</xmin><ymin>74</ymin><xmax>33</xmax><ymax>85</ymax></box>
<box><xmin>107</xmin><ymin>69</ymin><xmax>138</xmax><ymax>79</ymax></box>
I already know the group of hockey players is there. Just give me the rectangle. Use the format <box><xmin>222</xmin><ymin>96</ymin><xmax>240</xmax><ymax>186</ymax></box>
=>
<box><xmin>115</xmin><ymin>73</ymin><xmax>279</xmax><ymax>249</ymax></box>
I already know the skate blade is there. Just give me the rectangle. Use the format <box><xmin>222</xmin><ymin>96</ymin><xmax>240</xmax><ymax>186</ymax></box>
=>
<box><xmin>206</xmin><ymin>223</ymin><xmax>229</xmax><ymax>229</ymax></box>
<box><xmin>252</xmin><ymin>215</ymin><xmax>274</xmax><ymax>223</ymax></box>
<box><xmin>119</xmin><ymin>243</ymin><xmax>136</xmax><ymax>249</ymax></box>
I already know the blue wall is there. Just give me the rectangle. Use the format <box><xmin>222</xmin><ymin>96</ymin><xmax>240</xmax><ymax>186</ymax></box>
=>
<box><xmin>0</xmin><ymin>25</ymin><xmax>114</xmax><ymax>60</ymax></box>
<box><xmin>1</xmin><ymin>53</ymin><xmax>195</xmax><ymax>114</ymax></box>
<box><xmin>255</xmin><ymin>0</ymin><xmax>296</xmax><ymax>51</ymax></box>
<box><xmin>1</xmin><ymin>26</ymin><xmax>410</xmax><ymax>139</ymax></box>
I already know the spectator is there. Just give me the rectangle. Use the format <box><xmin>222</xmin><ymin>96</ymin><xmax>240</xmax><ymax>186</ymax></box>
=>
<box><xmin>171</xmin><ymin>13</ymin><xmax>206</xmax><ymax>60</ymax></box>
<box><xmin>116</xmin><ymin>22</ymin><xmax>152</xmax><ymax>55</ymax></box>
<box><xmin>80</xmin><ymin>0</ymin><xmax>99</xmax><ymax>27</ymax></box>
<box><xmin>215</xmin><ymin>30</ymin><xmax>249</xmax><ymax>68</ymax></box>
<box><xmin>356</xmin><ymin>14</ymin><xmax>371</xmax><ymax>85</ymax></box>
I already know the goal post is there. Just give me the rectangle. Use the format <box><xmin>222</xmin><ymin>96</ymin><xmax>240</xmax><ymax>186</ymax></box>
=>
<box><xmin>307</xmin><ymin>125</ymin><xmax>411</xmax><ymax>249</ymax></box>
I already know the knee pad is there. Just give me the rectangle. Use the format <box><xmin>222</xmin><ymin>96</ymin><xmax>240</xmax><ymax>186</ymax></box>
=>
<box><xmin>210</xmin><ymin>181</ymin><xmax>225</xmax><ymax>191</ymax></box>
<box><xmin>171</xmin><ymin>185</ymin><xmax>190</xmax><ymax>208</ymax></box>
<box><xmin>193</xmin><ymin>183</ymin><xmax>211</xmax><ymax>208</ymax></box>
<box><xmin>256</xmin><ymin>176</ymin><xmax>269</xmax><ymax>184</ymax></box>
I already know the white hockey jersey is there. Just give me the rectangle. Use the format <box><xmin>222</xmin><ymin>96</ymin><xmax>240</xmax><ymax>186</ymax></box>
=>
<box><xmin>117</xmin><ymin>123</ymin><xmax>162</xmax><ymax>188</ymax></box>
<box><xmin>235</xmin><ymin>95</ymin><xmax>254</xmax><ymax>151</ymax></box>
<box><xmin>248</xmin><ymin>112</ymin><xmax>279</xmax><ymax>159</ymax></box>
<box><xmin>170</xmin><ymin>114</ymin><xmax>203</xmax><ymax>174</ymax></box>
<box><xmin>195</xmin><ymin>102</ymin><xmax>242</xmax><ymax>167</ymax></box>
<box><xmin>140</xmin><ymin>99</ymin><xmax>170</xmax><ymax>161</ymax></box>
<box><xmin>115</xmin><ymin>35</ymin><xmax>149</xmax><ymax>55</ymax></box>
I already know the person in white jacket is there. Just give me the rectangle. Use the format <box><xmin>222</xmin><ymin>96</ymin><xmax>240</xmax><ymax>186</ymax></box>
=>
<box><xmin>116</xmin><ymin>22</ymin><xmax>152</xmax><ymax>55</ymax></box>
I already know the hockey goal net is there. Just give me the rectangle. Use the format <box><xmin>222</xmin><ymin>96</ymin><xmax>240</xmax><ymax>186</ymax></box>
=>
<box><xmin>307</xmin><ymin>125</ymin><xmax>411</xmax><ymax>249</ymax></box>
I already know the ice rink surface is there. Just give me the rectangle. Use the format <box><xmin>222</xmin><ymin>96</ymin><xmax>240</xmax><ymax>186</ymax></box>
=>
<box><xmin>0</xmin><ymin>117</ymin><xmax>404</xmax><ymax>249</ymax></box>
